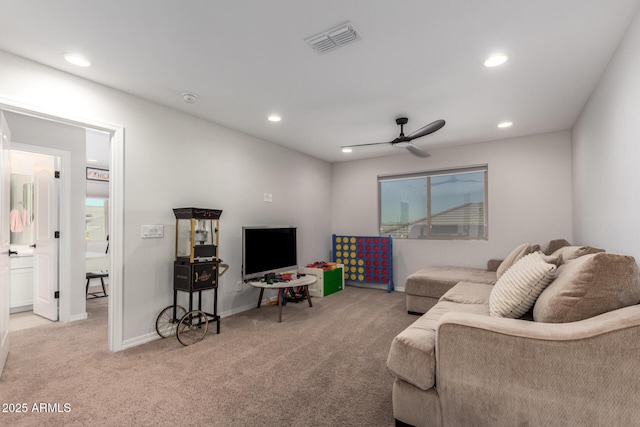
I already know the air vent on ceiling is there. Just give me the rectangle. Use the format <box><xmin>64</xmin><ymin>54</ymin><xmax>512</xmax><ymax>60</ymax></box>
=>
<box><xmin>305</xmin><ymin>22</ymin><xmax>361</xmax><ymax>53</ymax></box>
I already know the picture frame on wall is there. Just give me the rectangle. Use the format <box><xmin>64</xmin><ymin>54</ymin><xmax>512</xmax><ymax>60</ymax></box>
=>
<box><xmin>86</xmin><ymin>167</ymin><xmax>110</xmax><ymax>182</ymax></box>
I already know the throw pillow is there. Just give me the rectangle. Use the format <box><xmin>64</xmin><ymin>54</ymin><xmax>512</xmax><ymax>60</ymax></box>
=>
<box><xmin>550</xmin><ymin>245</ymin><xmax>604</xmax><ymax>262</ymax></box>
<box><xmin>533</xmin><ymin>252</ymin><xmax>640</xmax><ymax>323</ymax></box>
<box><xmin>490</xmin><ymin>252</ymin><xmax>559</xmax><ymax>319</ymax></box>
<box><xmin>496</xmin><ymin>243</ymin><xmax>540</xmax><ymax>279</ymax></box>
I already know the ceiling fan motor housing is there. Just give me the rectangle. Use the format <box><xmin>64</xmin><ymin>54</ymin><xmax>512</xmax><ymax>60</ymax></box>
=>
<box><xmin>396</xmin><ymin>117</ymin><xmax>409</xmax><ymax>138</ymax></box>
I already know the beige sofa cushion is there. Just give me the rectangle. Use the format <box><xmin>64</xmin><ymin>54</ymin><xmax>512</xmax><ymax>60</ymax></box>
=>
<box><xmin>551</xmin><ymin>245</ymin><xmax>604</xmax><ymax>262</ymax></box>
<box><xmin>490</xmin><ymin>252</ymin><xmax>559</xmax><ymax>318</ymax></box>
<box><xmin>496</xmin><ymin>243</ymin><xmax>540</xmax><ymax>279</ymax></box>
<box><xmin>533</xmin><ymin>253</ymin><xmax>640</xmax><ymax>323</ymax></box>
<box><xmin>441</xmin><ymin>282</ymin><xmax>494</xmax><ymax>305</ymax></box>
<box><xmin>540</xmin><ymin>239</ymin><xmax>571</xmax><ymax>255</ymax></box>
<box><xmin>386</xmin><ymin>300</ymin><xmax>490</xmax><ymax>391</ymax></box>
<box><xmin>405</xmin><ymin>266</ymin><xmax>497</xmax><ymax>299</ymax></box>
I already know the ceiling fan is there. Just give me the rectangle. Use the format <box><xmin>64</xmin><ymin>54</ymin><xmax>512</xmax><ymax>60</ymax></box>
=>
<box><xmin>342</xmin><ymin>117</ymin><xmax>445</xmax><ymax>158</ymax></box>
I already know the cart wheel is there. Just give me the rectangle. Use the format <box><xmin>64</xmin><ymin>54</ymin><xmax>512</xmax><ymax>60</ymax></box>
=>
<box><xmin>155</xmin><ymin>305</ymin><xmax>187</xmax><ymax>338</ymax></box>
<box><xmin>177</xmin><ymin>310</ymin><xmax>209</xmax><ymax>346</ymax></box>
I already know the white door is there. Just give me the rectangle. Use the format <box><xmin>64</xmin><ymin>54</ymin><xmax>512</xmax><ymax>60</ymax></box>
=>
<box><xmin>0</xmin><ymin>111</ymin><xmax>12</xmax><ymax>377</ymax></box>
<box><xmin>32</xmin><ymin>157</ymin><xmax>59</xmax><ymax>321</ymax></box>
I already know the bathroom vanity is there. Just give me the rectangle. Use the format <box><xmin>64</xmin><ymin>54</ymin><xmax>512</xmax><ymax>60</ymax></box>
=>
<box><xmin>9</xmin><ymin>247</ymin><xmax>33</xmax><ymax>313</ymax></box>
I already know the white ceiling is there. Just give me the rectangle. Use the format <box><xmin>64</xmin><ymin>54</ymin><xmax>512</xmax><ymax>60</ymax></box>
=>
<box><xmin>0</xmin><ymin>0</ymin><xmax>638</xmax><ymax>163</ymax></box>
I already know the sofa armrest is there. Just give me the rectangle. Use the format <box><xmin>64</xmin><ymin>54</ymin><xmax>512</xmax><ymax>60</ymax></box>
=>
<box><xmin>435</xmin><ymin>305</ymin><xmax>640</xmax><ymax>427</ymax></box>
<box><xmin>486</xmin><ymin>259</ymin><xmax>502</xmax><ymax>272</ymax></box>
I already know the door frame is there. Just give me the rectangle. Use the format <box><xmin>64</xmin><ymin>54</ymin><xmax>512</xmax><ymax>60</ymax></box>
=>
<box><xmin>1</xmin><ymin>111</ymin><xmax>12</xmax><ymax>376</ymax></box>
<box><xmin>1</xmin><ymin>99</ymin><xmax>125</xmax><ymax>352</ymax></box>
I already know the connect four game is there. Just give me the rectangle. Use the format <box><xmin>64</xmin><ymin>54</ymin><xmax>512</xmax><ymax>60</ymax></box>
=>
<box><xmin>331</xmin><ymin>234</ymin><xmax>393</xmax><ymax>293</ymax></box>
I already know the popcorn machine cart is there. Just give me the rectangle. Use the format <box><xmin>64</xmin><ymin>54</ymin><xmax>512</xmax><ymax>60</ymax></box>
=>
<box><xmin>155</xmin><ymin>207</ymin><xmax>228</xmax><ymax>346</ymax></box>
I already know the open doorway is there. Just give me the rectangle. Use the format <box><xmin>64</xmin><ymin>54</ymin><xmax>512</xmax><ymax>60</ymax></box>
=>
<box><xmin>0</xmin><ymin>102</ymin><xmax>124</xmax><ymax>351</ymax></box>
<box><xmin>85</xmin><ymin>129</ymin><xmax>111</xmax><ymax>317</ymax></box>
<box><xmin>8</xmin><ymin>128</ymin><xmax>111</xmax><ymax>331</ymax></box>
<box><xmin>1</xmin><ymin>102</ymin><xmax>123</xmax><ymax>379</ymax></box>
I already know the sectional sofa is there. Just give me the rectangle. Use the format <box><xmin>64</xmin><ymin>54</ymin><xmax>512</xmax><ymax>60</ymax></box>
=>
<box><xmin>387</xmin><ymin>241</ymin><xmax>640</xmax><ymax>426</ymax></box>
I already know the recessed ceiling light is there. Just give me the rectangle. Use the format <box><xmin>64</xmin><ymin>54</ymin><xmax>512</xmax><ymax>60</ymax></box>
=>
<box><xmin>267</xmin><ymin>114</ymin><xmax>282</xmax><ymax>122</ymax></box>
<box><xmin>484</xmin><ymin>54</ymin><xmax>508</xmax><ymax>68</ymax></box>
<box><xmin>342</xmin><ymin>147</ymin><xmax>353</xmax><ymax>153</ymax></box>
<box><xmin>63</xmin><ymin>53</ymin><xmax>92</xmax><ymax>67</ymax></box>
<box><xmin>497</xmin><ymin>121</ymin><xmax>513</xmax><ymax>128</ymax></box>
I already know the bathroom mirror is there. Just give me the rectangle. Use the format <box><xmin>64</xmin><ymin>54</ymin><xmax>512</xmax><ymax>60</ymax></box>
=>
<box><xmin>9</xmin><ymin>173</ymin><xmax>34</xmax><ymax>245</ymax></box>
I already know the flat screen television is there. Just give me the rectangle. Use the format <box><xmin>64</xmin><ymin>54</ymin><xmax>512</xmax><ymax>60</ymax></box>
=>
<box><xmin>242</xmin><ymin>226</ymin><xmax>297</xmax><ymax>281</ymax></box>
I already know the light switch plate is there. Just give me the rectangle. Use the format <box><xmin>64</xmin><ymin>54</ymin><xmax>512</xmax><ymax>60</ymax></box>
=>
<box><xmin>141</xmin><ymin>224</ymin><xmax>164</xmax><ymax>238</ymax></box>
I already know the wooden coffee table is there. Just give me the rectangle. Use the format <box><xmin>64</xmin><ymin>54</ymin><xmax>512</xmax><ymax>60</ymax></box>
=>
<box><xmin>249</xmin><ymin>275</ymin><xmax>316</xmax><ymax>322</ymax></box>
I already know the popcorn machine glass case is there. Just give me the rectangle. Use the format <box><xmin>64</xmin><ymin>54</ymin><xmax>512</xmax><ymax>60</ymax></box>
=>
<box><xmin>174</xmin><ymin>207</ymin><xmax>222</xmax><ymax>264</ymax></box>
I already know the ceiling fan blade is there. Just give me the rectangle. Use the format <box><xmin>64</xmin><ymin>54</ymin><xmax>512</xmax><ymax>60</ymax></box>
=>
<box><xmin>405</xmin><ymin>144</ymin><xmax>431</xmax><ymax>158</ymax></box>
<box><xmin>341</xmin><ymin>140</ymin><xmax>396</xmax><ymax>148</ymax></box>
<box><xmin>406</xmin><ymin>119</ymin><xmax>445</xmax><ymax>141</ymax></box>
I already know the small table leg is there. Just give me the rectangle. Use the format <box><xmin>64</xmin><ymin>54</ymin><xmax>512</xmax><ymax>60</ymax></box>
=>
<box><xmin>304</xmin><ymin>285</ymin><xmax>313</xmax><ymax>307</ymax></box>
<box><xmin>257</xmin><ymin>288</ymin><xmax>264</xmax><ymax>308</ymax></box>
<box><xmin>277</xmin><ymin>290</ymin><xmax>283</xmax><ymax>323</ymax></box>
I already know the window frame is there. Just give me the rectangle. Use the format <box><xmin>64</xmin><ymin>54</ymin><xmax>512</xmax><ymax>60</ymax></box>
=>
<box><xmin>377</xmin><ymin>165</ymin><xmax>488</xmax><ymax>240</ymax></box>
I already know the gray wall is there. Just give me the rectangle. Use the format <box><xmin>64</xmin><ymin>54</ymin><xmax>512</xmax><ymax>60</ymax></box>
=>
<box><xmin>331</xmin><ymin>131</ymin><xmax>573</xmax><ymax>289</ymax></box>
<box><xmin>0</xmin><ymin>50</ymin><xmax>332</xmax><ymax>345</ymax></box>
<box><xmin>572</xmin><ymin>9</ymin><xmax>640</xmax><ymax>259</ymax></box>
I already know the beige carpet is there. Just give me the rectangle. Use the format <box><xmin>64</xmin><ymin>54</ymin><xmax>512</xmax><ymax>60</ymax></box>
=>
<box><xmin>0</xmin><ymin>286</ymin><xmax>415</xmax><ymax>426</ymax></box>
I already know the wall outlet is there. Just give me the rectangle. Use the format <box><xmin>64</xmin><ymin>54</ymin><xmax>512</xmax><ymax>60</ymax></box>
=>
<box><xmin>263</xmin><ymin>192</ymin><xmax>273</xmax><ymax>203</ymax></box>
<box><xmin>141</xmin><ymin>224</ymin><xmax>164</xmax><ymax>238</ymax></box>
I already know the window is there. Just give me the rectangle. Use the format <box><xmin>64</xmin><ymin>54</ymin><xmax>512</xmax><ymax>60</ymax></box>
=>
<box><xmin>379</xmin><ymin>165</ymin><xmax>487</xmax><ymax>239</ymax></box>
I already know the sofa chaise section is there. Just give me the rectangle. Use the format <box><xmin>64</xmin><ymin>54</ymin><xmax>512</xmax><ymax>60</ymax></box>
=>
<box><xmin>405</xmin><ymin>266</ymin><xmax>497</xmax><ymax>314</ymax></box>
<box><xmin>404</xmin><ymin>240</ymin><xmax>571</xmax><ymax>315</ymax></box>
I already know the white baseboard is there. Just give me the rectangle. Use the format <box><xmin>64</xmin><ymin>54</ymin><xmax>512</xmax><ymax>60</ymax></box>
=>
<box><xmin>123</xmin><ymin>331</ymin><xmax>160</xmax><ymax>350</ymax></box>
<box><xmin>10</xmin><ymin>304</ymin><xmax>33</xmax><ymax>314</ymax></box>
<box><xmin>120</xmin><ymin>302</ymin><xmax>263</xmax><ymax>350</ymax></box>
<box><xmin>218</xmin><ymin>301</ymin><xmax>262</xmax><ymax>318</ymax></box>
<box><xmin>67</xmin><ymin>312</ymin><xmax>88</xmax><ymax>322</ymax></box>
